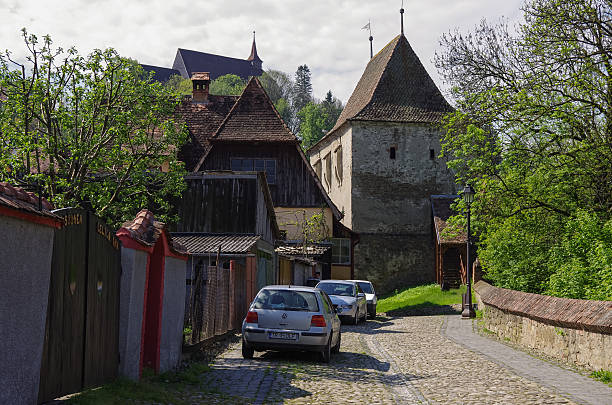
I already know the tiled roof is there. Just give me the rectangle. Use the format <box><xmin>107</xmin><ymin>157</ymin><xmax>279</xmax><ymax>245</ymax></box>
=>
<box><xmin>0</xmin><ymin>182</ymin><xmax>57</xmax><ymax>218</ymax></box>
<box><xmin>121</xmin><ymin>209</ymin><xmax>187</xmax><ymax>255</ymax></box>
<box><xmin>475</xmin><ymin>280</ymin><xmax>612</xmax><ymax>334</ymax></box>
<box><xmin>210</xmin><ymin>77</ymin><xmax>298</xmax><ymax>144</ymax></box>
<box><xmin>177</xmin><ymin>95</ymin><xmax>238</xmax><ymax>171</ymax></box>
<box><xmin>172</xmin><ymin>48</ymin><xmax>259</xmax><ymax>80</ymax></box>
<box><xmin>141</xmin><ymin>64</ymin><xmax>181</xmax><ymax>83</ymax></box>
<box><xmin>171</xmin><ymin>233</ymin><xmax>260</xmax><ymax>255</ymax></box>
<box><xmin>431</xmin><ymin>195</ymin><xmax>466</xmax><ymax>245</ymax></box>
<box><xmin>316</xmin><ymin>35</ymin><xmax>453</xmax><ymax>149</ymax></box>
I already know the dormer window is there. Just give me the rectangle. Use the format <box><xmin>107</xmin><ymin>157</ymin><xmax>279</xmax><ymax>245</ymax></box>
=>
<box><xmin>390</xmin><ymin>147</ymin><xmax>396</xmax><ymax>160</ymax></box>
<box><xmin>430</xmin><ymin>149</ymin><xmax>435</xmax><ymax>160</ymax></box>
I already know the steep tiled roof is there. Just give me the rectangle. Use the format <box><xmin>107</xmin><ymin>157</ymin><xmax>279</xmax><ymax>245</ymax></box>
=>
<box><xmin>120</xmin><ymin>209</ymin><xmax>187</xmax><ymax>255</ymax></box>
<box><xmin>177</xmin><ymin>95</ymin><xmax>238</xmax><ymax>171</ymax></box>
<box><xmin>431</xmin><ymin>195</ymin><xmax>466</xmax><ymax>245</ymax></box>
<box><xmin>141</xmin><ymin>64</ymin><xmax>181</xmax><ymax>82</ymax></box>
<box><xmin>172</xmin><ymin>233</ymin><xmax>260</xmax><ymax>255</ymax></box>
<box><xmin>172</xmin><ymin>48</ymin><xmax>259</xmax><ymax>80</ymax></box>
<box><xmin>210</xmin><ymin>77</ymin><xmax>298</xmax><ymax>144</ymax></box>
<box><xmin>319</xmin><ymin>35</ymin><xmax>453</xmax><ymax>146</ymax></box>
<box><xmin>0</xmin><ymin>182</ymin><xmax>57</xmax><ymax>219</ymax></box>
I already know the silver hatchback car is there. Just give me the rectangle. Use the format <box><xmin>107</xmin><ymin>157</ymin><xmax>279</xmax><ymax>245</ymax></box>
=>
<box><xmin>241</xmin><ymin>285</ymin><xmax>342</xmax><ymax>362</ymax></box>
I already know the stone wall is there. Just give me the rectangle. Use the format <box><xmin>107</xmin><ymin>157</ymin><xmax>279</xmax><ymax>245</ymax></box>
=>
<box><xmin>354</xmin><ymin>233</ymin><xmax>435</xmax><ymax>294</ymax></box>
<box><xmin>474</xmin><ymin>281</ymin><xmax>612</xmax><ymax>371</ymax></box>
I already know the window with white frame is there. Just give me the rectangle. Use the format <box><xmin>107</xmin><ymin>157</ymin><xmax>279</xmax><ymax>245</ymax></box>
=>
<box><xmin>331</xmin><ymin>238</ymin><xmax>351</xmax><ymax>264</ymax></box>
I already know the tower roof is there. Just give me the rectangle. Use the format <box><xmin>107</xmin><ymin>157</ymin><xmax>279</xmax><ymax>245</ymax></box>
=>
<box><xmin>247</xmin><ymin>31</ymin><xmax>262</xmax><ymax>62</ymax></box>
<box><xmin>330</xmin><ymin>35</ymin><xmax>452</xmax><ymax>134</ymax></box>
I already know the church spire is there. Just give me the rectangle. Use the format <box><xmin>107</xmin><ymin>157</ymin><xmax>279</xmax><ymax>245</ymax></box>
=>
<box><xmin>400</xmin><ymin>1</ymin><xmax>405</xmax><ymax>36</ymax></box>
<box><xmin>247</xmin><ymin>30</ymin><xmax>262</xmax><ymax>62</ymax></box>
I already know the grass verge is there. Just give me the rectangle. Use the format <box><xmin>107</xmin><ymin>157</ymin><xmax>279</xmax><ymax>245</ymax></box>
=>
<box><xmin>377</xmin><ymin>283</ymin><xmax>469</xmax><ymax>313</ymax></box>
<box><xmin>590</xmin><ymin>369</ymin><xmax>612</xmax><ymax>386</ymax></box>
<box><xmin>66</xmin><ymin>362</ymin><xmax>211</xmax><ymax>405</ymax></box>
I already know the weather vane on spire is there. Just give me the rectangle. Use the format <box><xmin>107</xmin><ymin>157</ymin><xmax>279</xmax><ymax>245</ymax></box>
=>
<box><xmin>362</xmin><ymin>19</ymin><xmax>373</xmax><ymax>59</ymax></box>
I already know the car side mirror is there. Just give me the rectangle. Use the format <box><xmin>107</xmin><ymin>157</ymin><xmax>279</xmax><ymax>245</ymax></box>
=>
<box><xmin>358</xmin><ymin>292</ymin><xmax>365</xmax><ymax>298</ymax></box>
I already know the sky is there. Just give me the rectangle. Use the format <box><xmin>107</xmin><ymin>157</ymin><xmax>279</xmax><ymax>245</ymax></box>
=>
<box><xmin>0</xmin><ymin>0</ymin><xmax>525</xmax><ymax>104</ymax></box>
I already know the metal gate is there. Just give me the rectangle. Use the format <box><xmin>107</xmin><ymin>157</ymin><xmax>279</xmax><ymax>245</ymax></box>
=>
<box><xmin>38</xmin><ymin>208</ymin><xmax>121</xmax><ymax>403</ymax></box>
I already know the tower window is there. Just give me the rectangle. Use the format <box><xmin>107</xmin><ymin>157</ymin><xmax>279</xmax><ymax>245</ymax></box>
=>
<box><xmin>430</xmin><ymin>149</ymin><xmax>435</xmax><ymax>160</ymax></box>
<box><xmin>390</xmin><ymin>147</ymin><xmax>396</xmax><ymax>160</ymax></box>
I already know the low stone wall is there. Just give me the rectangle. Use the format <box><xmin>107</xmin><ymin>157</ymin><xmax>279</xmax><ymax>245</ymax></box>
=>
<box><xmin>474</xmin><ymin>281</ymin><xmax>612</xmax><ymax>371</ymax></box>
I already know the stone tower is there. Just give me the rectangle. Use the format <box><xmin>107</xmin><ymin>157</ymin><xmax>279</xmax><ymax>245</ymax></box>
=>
<box><xmin>309</xmin><ymin>34</ymin><xmax>456</xmax><ymax>293</ymax></box>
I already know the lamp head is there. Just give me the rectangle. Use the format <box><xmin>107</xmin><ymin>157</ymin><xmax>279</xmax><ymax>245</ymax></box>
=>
<box><xmin>463</xmin><ymin>184</ymin><xmax>475</xmax><ymax>204</ymax></box>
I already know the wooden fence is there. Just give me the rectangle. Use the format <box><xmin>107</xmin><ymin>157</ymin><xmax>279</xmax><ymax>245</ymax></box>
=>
<box><xmin>186</xmin><ymin>260</ymin><xmax>250</xmax><ymax>346</ymax></box>
<box><xmin>38</xmin><ymin>208</ymin><xmax>121</xmax><ymax>403</ymax></box>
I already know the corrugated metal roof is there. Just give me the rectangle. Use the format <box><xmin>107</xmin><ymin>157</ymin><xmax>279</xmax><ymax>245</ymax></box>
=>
<box><xmin>172</xmin><ymin>233</ymin><xmax>260</xmax><ymax>255</ymax></box>
<box><xmin>275</xmin><ymin>244</ymin><xmax>331</xmax><ymax>257</ymax></box>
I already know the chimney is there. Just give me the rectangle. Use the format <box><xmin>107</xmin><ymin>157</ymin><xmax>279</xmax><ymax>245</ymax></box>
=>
<box><xmin>191</xmin><ymin>72</ymin><xmax>210</xmax><ymax>103</ymax></box>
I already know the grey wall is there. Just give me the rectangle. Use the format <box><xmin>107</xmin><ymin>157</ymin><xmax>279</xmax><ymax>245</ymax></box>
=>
<box><xmin>351</xmin><ymin>122</ymin><xmax>454</xmax><ymax>294</ymax></box>
<box><xmin>118</xmin><ymin>247</ymin><xmax>148</xmax><ymax>380</ymax></box>
<box><xmin>351</xmin><ymin>122</ymin><xmax>456</xmax><ymax>234</ymax></box>
<box><xmin>159</xmin><ymin>256</ymin><xmax>187</xmax><ymax>373</ymax></box>
<box><xmin>0</xmin><ymin>215</ymin><xmax>54</xmax><ymax>405</ymax></box>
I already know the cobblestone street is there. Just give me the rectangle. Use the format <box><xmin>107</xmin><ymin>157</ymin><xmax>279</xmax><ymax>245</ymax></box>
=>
<box><xmin>186</xmin><ymin>315</ymin><xmax>612</xmax><ymax>405</ymax></box>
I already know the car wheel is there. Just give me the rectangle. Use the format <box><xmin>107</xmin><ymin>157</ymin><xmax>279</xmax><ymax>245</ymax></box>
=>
<box><xmin>360</xmin><ymin>307</ymin><xmax>367</xmax><ymax>323</ymax></box>
<box><xmin>242</xmin><ymin>338</ymin><xmax>254</xmax><ymax>359</ymax></box>
<box><xmin>353</xmin><ymin>309</ymin><xmax>359</xmax><ymax>325</ymax></box>
<box><xmin>321</xmin><ymin>335</ymin><xmax>332</xmax><ymax>363</ymax></box>
<box><xmin>332</xmin><ymin>330</ymin><xmax>341</xmax><ymax>353</ymax></box>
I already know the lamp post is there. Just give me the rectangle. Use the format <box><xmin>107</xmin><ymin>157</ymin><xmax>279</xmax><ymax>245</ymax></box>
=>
<box><xmin>461</xmin><ymin>184</ymin><xmax>476</xmax><ymax>319</ymax></box>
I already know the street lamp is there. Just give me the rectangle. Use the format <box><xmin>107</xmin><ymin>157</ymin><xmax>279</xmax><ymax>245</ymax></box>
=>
<box><xmin>462</xmin><ymin>184</ymin><xmax>476</xmax><ymax>319</ymax></box>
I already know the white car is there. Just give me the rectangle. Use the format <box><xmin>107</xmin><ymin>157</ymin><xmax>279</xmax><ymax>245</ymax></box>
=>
<box><xmin>316</xmin><ymin>280</ymin><xmax>367</xmax><ymax>324</ymax></box>
<box><xmin>348</xmin><ymin>280</ymin><xmax>377</xmax><ymax>319</ymax></box>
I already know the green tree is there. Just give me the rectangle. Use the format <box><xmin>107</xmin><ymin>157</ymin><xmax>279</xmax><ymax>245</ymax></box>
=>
<box><xmin>297</xmin><ymin>102</ymin><xmax>328</xmax><ymax>151</ymax></box>
<box><xmin>321</xmin><ymin>90</ymin><xmax>343</xmax><ymax>131</ymax></box>
<box><xmin>164</xmin><ymin>74</ymin><xmax>192</xmax><ymax>95</ymax></box>
<box><xmin>209</xmin><ymin>74</ymin><xmax>246</xmax><ymax>95</ymax></box>
<box><xmin>293</xmin><ymin>65</ymin><xmax>313</xmax><ymax>115</ymax></box>
<box><xmin>260</xmin><ymin>69</ymin><xmax>299</xmax><ymax>132</ymax></box>
<box><xmin>0</xmin><ymin>30</ymin><xmax>188</xmax><ymax>227</ymax></box>
<box><xmin>435</xmin><ymin>0</ymin><xmax>612</xmax><ymax>299</ymax></box>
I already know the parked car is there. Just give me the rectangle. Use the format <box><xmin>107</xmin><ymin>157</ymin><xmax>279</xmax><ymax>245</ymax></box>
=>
<box><xmin>241</xmin><ymin>285</ymin><xmax>341</xmax><ymax>363</ymax></box>
<box><xmin>349</xmin><ymin>280</ymin><xmax>377</xmax><ymax>319</ymax></box>
<box><xmin>315</xmin><ymin>280</ymin><xmax>367</xmax><ymax>324</ymax></box>
<box><xmin>305</xmin><ymin>277</ymin><xmax>320</xmax><ymax>287</ymax></box>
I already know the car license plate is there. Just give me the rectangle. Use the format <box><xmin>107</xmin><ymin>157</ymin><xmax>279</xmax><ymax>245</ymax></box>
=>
<box><xmin>268</xmin><ymin>331</ymin><xmax>298</xmax><ymax>340</ymax></box>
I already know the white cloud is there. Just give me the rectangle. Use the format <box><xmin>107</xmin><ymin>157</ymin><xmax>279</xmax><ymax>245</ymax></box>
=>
<box><xmin>0</xmin><ymin>0</ymin><xmax>525</xmax><ymax>102</ymax></box>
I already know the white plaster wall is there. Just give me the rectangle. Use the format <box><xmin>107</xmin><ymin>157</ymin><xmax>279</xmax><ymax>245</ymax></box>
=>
<box><xmin>309</xmin><ymin>125</ymin><xmax>353</xmax><ymax>229</ymax></box>
<box><xmin>118</xmin><ymin>247</ymin><xmax>148</xmax><ymax>380</ymax></box>
<box><xmin>159</xmin><ymin>256</ymin><xmax>187</xmax><ymax>373</ymax></box>
<box><xmin>0</xmin><ymin>215</ymin><xmax>54</xmax><ymax>405</ymax></box>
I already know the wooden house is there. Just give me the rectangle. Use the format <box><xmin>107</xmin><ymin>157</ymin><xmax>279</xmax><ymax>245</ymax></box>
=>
<box><xmin>172</xmin><ymin>171</ymin><xmax>280</xmax><ymax>294</ymax></box>
<box><xmin>184</xmin><ymin>76</ymin><xmax>358</xmax><ymax>280</ymax></box>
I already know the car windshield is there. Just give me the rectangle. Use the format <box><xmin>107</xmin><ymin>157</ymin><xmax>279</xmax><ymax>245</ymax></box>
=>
<box><xmin>317</xmin><ymin>282</ymin><xmax>354</xmax><ymax>297</ymax></box>
<box><xmin>252</xmin><ymin>289</ymin><xmax>319</xmax><ymax>312</ymax></box>
<box><xmin>357</xmin><ymin>282</ymin><xmax>373</xmax><ymax>294</ymax></box>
